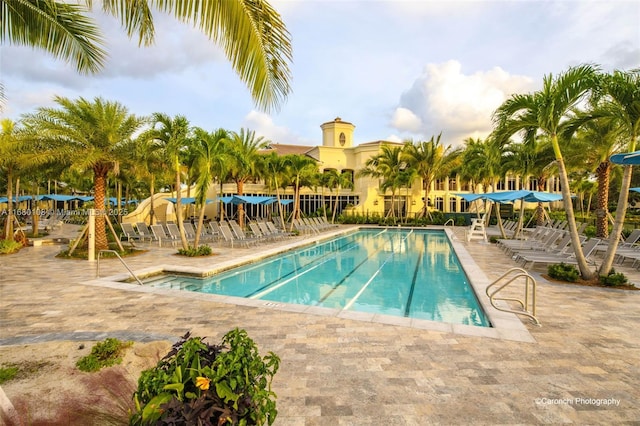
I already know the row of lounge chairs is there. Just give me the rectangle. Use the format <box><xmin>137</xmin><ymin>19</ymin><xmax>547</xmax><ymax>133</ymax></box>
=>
<box><xmin>120</xmin><ymin>217</ymin><xmax>339</xmax><ymax>248</ymax></box>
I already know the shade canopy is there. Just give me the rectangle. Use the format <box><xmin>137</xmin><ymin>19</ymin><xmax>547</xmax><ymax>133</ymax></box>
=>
<box><xmin>630</xmin><ymin>188</ymin><xmax>640</xmax><ymax>193</ymax></box>
<box><xmin>610</xmin><ymin>151</ymin><xmax>640</xmax><ymax>165</ymax></box>
<box><xmin>216</xmin><ymin>195</ymin><xmax>292</xmax><ymax>205</ymax></box>
<box><xmin>165</xmin><ymin>197</ymin><xmax>213</xmax><ymax>205</ymax></box>
<box><xmin>454</xmin><ymin>190</ymin><xmax>562</xmax><ymax>203</ymax></box>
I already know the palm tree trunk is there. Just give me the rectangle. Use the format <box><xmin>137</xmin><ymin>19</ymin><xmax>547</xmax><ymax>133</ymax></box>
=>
<box><xmin>237</xmin><ymin>180</ymin><xmax>245</xmax><ymax>228</ymax></box>
<box><xmin>175</xmin><ymin>162</ymin><xmax>189</xmax><ymax>250</ymax></box>
<box><xmin>4</xmin><ymin>170</ymin><xmax>14</xmax><ymax>241</ymax></box>
<box><xmin>332</xmin><ymin>187</ymin><xmax>340</xmax><ymax>223</ymax></box>
<box><xmin>553</xmin><ymin>139</ymin><xmax>593</xmax><ymax>279</ymax></box>
<box><xmin>595</xmin><ymin>162</ymin><xmax>610</xmax><ymax>238</ymax></box>
<box><xmin>149</xmin><ymin>174</ymin><xmax>156</xmax><ymax>225</ymax></box>
<box><xmin>194</xmin><ymin>203</ymin><xmax>206</xmax><ymax>248</ymax></box>
<box><xmin>93</xmin><ymin>167</ymin><xmax>109</xmax><ymax>251</ymax></box>
<box><xmin>600</xmin><ymin>161</ymin><xmax>635</xmax><ymax>275</ymax></box>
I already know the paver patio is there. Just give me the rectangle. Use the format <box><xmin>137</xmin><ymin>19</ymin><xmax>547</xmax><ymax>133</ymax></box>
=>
<box><xmin>1</xmin><ymin>224</ymin><xmax>639</xmax><ymax>424</ymax></box>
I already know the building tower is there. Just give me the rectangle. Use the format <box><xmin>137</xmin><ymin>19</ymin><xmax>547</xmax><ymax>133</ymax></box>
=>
<box><xmin>320</xmin><ymin>117</ymin><xmax>355</xmax><ymax>148</ymax></box>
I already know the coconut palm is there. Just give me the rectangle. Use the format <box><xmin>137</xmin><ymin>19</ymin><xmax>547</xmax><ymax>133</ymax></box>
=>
<box><xmin>401</xmin><ymin>135</ymin><xmax>462</xmax><ymax>218</ymax></box>
<box><xmin>148</xmin><ymin>113</ymin><xmax>191</xmax><ymax>250</ymax></box>
<box><xmin>493</xmin><ymin>64</ymin><xmax>599</xmax><ymax>279</ymax></box>
<box><xmin>2</xmin><ymin>0</ymin><xmax>292</xmax><ymax>111</ymax></box>
<box><xmin>595</xmin><ymin>70</ymin><xmax>640</xmax><ymax>275</ymax></box>
<box><xmin>21</xmin><ymin>96</ymin><xmax>144</xmax><ymax>251</ymax></box>
<box><xmin>225</xmin><ymin>128</ymin><xmax>269</xmax><ymax>227</ymax></box>
<box><xmin>191</xmin><ymin>128</ymin><xmax>229</xmax><ymax>247</ymax></box>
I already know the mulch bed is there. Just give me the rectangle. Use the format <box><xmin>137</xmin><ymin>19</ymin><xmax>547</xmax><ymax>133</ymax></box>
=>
<box><xmin>541</xmin><ymin>274</ymin><xmax>639</xmax><ymax>290</ymax></box>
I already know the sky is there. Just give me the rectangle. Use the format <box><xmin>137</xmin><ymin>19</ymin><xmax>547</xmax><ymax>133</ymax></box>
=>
<box><xmin>1</xmin><ymin>0</ymin><xmax>639</xmax><ymax>149</ymax></box>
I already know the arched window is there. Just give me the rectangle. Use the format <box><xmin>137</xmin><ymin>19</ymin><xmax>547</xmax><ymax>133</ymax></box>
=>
<box><xmin>449</xmin><ymin>197</ymin><xmax>457</xmax><ymax>212</ymax></box>
<box><xmin>435</xmin><ymin>197</ymin><xmax>444</xmax><ymax>211</ymax></box>
<box><xmin>339</xmin><ymin>132</ymin><xmax>346</xmax><ymax>146</ymax></box>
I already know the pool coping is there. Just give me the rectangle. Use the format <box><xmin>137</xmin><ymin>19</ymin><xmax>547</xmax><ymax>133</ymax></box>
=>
<box><xmin>86</xmin><ymin>226</ymin><xmax>536</xmax><ymax>343</ymax></box>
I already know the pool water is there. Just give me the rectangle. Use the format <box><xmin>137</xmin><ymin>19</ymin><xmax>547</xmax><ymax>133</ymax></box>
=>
<box><xmin>146</xmin><ymin>228</ymin><xmax>490</xmax><ymax>327</ymax></box>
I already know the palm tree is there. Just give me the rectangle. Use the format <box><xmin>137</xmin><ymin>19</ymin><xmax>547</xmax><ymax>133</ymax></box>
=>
<box><xmin>148</xmin><ymin>113</ymin><xmax>191</xmax><ymax>250</ymax></box>
<box><xmin>283</xmin><ymin>154</ymin><xmax>318</xmax><ymax>228</ymax></box>
<box><xmin>358</xmin><ymin>145</ymin><xmax>406</xmax><ymax>220</ymax></box>
<box><xmin>493</xmin><ymin>64</ymin><xmax>599</xmax><ymax>279</ymax></box>
<box><xmin>21</xmin><ymin>96</ymin><xmax>143</xmax><ymax>251</ymax></box>
<box><xmin>262</xmin><ymin>152</ymin><xmax>290</xmax><ymax>229</ymax></box>
<box><xmin>596</xmin><ymin>70</ymin><xmax>640</xmax><ymax>275</ymax></box>
<box><xmin>2</xmin><ymin>0</ymin><xmax>292</xmax><ymax>111</ymax></box>
<box><xmin>1</xmin><ymin>0</ymin><xmax>106</xmax><ymax>74</ymax></box>
<box><xmin>0</xmin><ymin>119</ymin><xmax>24</xmax><ymax>241</ymax></box>
<box><xmin>225</xmin><ymin>128</ymin><xmax>268</xmax><ymax>227</ymax></box>
<box><xmin>401</xmin><ymin>135</ymin><xmax>462</xmax><ymax>218</ymax></box>
<box><xmin>191</xmin><ymin>128</ymin><xmax>228</xmax><ymax>247</ymax></box>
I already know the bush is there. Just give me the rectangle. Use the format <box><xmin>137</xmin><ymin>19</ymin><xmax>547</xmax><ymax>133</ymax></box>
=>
<box><xmin>0</xmin><ymin>366</ymin><xmax>19</xmax><ymax>384</ymax></box>
<box><xmin>131</xmin><ymin>329</ymin><xmax>280</xmax><ymax>426</ymax></box>
<box><xmin>177</xmin><ymin>245</ymin><xmax>213</xmax><ymax>257</ymax></box>
<box><xmin>0</xmin><ymin>239</ymin><xmax>23</xmax><ymax>254</ymax></box>
<box><xmin>599</xmin><ymin>269</ymin><xmax>629</xmax><ymax>287</ymax></box>
<box><xmin>547</xmin><ymin>263</ymin><xmax>580</xmax><ymax>282</ymax></box>
<box><xmin>76</xmin><ymin>338</ymin><xmax>133</xmax><ymax>372</ymax></box>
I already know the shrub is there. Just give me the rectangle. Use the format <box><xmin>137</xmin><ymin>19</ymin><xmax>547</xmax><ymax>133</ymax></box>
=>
<box><xmin>0</xmin><ymin>239</ymin><xmax>23</xmax><ymax>254</ymax></box>
<box><xmin>0</xmin><ymin>365</ymin><xmax>19</xmax><ymax>384</ymax></box>
<box><xmin>177</xmin><ymin>245</ymin><xmax>213</xmax><ymax>257</ymax></box>
<box><xmin>131</xmin><ymin>329</ymin><xmax>280</xmax><ymax>426</ymax></box>
<box><xmin>599</xmin><ymin>269</ymin><xmax>629</xmax><ymax>287</ymax></box>
<box><xmin>76</xmin><ymin>338</ymin><xmax>133</xmax><ymax>372</ymax></box>
<box><xmin>547</xmin><ymin>263</ymin><xmax>580</xmax><ymax>282</ymax></box>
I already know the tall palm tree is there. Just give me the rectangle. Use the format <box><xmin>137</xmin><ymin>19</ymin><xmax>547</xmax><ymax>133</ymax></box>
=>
<box><xmin>2</xmin><ymin>0</ymin><xmax>292</xmax><ymax>111</ymax></box>
<box><xmin>0</xmin><ymin>119</ymin><xmax>24</xmax><ymax>241</ymax></box>
<box><xmin>262</xmin><ymin>152</ymin><xmax>290</xmax><ymax>229</ymax></box>
<box><xmin>358</xmin><ymin>145</ymin><xmax>406</xmax><ymax>219</ymax></box>
<box><xmin>596</xmin><ymin>70</ymin><xmax>640</xmax><ymax>275</ymax></box>
<box><xmin>21</xmin><ymin>96</ymin><xmax>143</xmax><ymax>251</ymax></box>
<box><xmin>283</xmin><ymin>154</ymin><xmax>318</xmax><ymax>228</ymax></box>
<box><xmin>191</xmin><ymin>127</ymin><xmax>228</xmax><ymax>247</ymax></box>
<box><xmin>225</xmin><ymin>128</ymin><xmax>268</xmax><ymax>227</ymax></box>
<box><xmin>401</xmin><ymin>135</ymin><xmax>462</xmax><ymax>218</ymax></box>
<box><xmin>493</xmin><ymin>64</ymin><xmax>599</xmax><ymax>279</ymax></box>
<box><xmin>148</xmin><ymin>113</ymin><xmax>191</xmax><ymax>249</ymax></box>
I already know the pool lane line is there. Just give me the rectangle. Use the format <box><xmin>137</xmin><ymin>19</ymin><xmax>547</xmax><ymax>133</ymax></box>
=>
<box><xmin>404</xmin><ymin>241</ymin><xmax>425</xmax><ymax>317</ymax></box>
<box><xmin>342</xmin><ymin>230</ymin><xmax>414</xmax><ymax>311</ymax></box>
<box><xmin>246</xmin><ymin>236</ymin><xmax>364</xmax><ymax>299</ymax></box>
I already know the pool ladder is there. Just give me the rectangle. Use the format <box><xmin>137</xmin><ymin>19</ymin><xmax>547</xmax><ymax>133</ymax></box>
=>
<box><xmin>486</xmin><ymin>267</ymin><xmax>540</xmax><ymax>325</ymax></box>
<box><xmin>96</xmin><ymin>250</ymin><xmax>144</xmax><ymax>285</ymax></box>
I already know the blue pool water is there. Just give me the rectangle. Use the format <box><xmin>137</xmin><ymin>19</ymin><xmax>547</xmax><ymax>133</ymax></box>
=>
<box><xmin>145</xmin><ymin>229</ymin><xmax>490</xmax><ymax>327</ymax></box>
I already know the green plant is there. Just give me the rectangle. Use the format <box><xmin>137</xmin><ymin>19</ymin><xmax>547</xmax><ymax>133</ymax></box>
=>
<box><xmin>0</xmin><ymin>365</ymin><xmax>19</xmax><ymax>384</ymax></box>
<box><xmin>76</xmin><ymin>338</ymin><xmax>133</xmax><ymax>372</ymax></box>
<box><xmin>131</xmin><ymin>329</ymin><xmax>280</xmax><ymax>425</ymax></box>
<box><xmin>0</xmin><ymin>239</ymin><xmax>23</xmax><ymax>254</ymax></box>
<box><xmin>177</xmin><ymin>245</ymin><xmax>213</xmax><ymax>257</ymax></box>
<box><xmin>547</xmin><ymin>263</ymin><xmax>580</xmax><ymax>282</ymax></box>
<box><xmin>599</xmin><ymin>269</ymin><xmax>629</xmax><ymax>287</ymax></box>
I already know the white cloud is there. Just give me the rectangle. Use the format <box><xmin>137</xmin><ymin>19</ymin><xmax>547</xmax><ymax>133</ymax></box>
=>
<box><xmin>242</xmin><ymin>110</ymin><xmax>315</xmax><ymax>146</ymax></box>
<box><xmin>392</xmin><ymin>60</ymin><xmax>534</xmax><ymax>147</ymax></box>
<box><xmin>390</xmin><ymin>107</ymin><xmax>422</xmax><ymax>133</ymax></box>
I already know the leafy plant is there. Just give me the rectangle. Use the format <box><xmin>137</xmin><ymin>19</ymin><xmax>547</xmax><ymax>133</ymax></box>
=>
<box><xmin>0</xmin><ymin>365</ymin><xmax>19</xmax><ymax>384</ymax></box>
<box><xmin>177</xmin><ymin>245</ymin><xmax>213</xmax><ymax>257</ymax></box>
<box><xmin>76</xmin><ymin>338</ymin><xmax>133</xmax><ymax>372</ymax></box>
<box><xmin>131</xmin><ymin>329</ymin><xmax>280</xmax><ymax>425</ymax></box>
<box><xmin>547</xmin><ymin>263</ymin><xmax>580</xmax><ymax>282</ymax></box>
<box><xmin>0</xmin><ymin>239</ymin><xmax>23</xmax><ymax>254</ymax></box>
<box><xmin>599</xmin><ymin>269</ymin><xmax>629</xmax><ymax>287</ymax></box>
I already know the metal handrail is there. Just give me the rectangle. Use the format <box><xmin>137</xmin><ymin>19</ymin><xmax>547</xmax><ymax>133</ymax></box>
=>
<box><xmin>485</xmin><ymin>267</ymin><xmax>540</xmax><ymax>325</ymax></box>
<box><xmin>96</xmin><ymin>250</ymin><xmax>144</xmax><ymax>285</ymax></box>
<box><xmin>444</xmin><ymin>218</ymin><xmax>455</xmax><ymax>227</ymax></box>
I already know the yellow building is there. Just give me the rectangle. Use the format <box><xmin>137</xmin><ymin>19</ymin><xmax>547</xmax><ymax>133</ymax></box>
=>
<box><xmin>124</xmin><ymin>117</ymin><xmax>563</xmax><ymax>224</ymax></box>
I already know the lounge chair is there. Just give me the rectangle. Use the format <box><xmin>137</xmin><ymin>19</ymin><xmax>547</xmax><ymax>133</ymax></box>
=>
<box><xmin>150</xmin><ymin>224</ymin><xmax>177</xmax><ymax>247</ymax></box>
<box><xmin>120</xmin><ymin>222</ymin><xmax>145</xmax><ymax>243</ymax></box>
<box><xmin>516</xmin><ymin>238</ymin><xmax>601</xmax><ymax>269</ymax></box>
<box><xmin>136</xmin><ymin>222</ymin><xmax>155</xmax><ymax>241</ymax></box>
<box><xmin>218</xmin><ymin>221</ymin><xmax>259</xmax><ymax>247</ymax></box>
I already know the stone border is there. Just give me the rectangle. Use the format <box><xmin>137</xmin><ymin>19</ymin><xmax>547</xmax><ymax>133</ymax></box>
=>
<box><xmin>89</xmin><ymin>226</ymin><xmax>535</xmax><ymax>342</ymax></box>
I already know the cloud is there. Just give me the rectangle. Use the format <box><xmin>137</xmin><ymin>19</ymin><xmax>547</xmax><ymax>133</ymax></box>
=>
<box><xmin>391</xmin><ymin>60</ymin><xmax>534</xmax><ymax>147</ymax></box>
<box><xmin>390</xmin><ymin>107</ymin><xmax>422</xmax><ymax>132</ymax></box>
<box><xmin>242</xmin><ymin>111</ymin><xmax>315</xmax><ymax>146</ymax></box>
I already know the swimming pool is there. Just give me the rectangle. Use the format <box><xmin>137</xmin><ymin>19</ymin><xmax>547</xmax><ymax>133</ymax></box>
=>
<box><xmin>144</xmin><ymin>228</ymin><xmax>490</xmax><ymax>327</ymax></box>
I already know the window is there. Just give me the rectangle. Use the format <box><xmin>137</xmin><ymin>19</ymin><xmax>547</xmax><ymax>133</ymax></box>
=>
<box><xmin>339</xmin><ymin>132</ymin><xmax>346</xmax><ymax>146</ymax></box>
<box><xmin>528</xmin><ymin>177</ymin><xmax>538</xmax><ymax>191</ymax></box>
<box><xmin>496</xmin><ymin>180</ymin><xmax>505</xmax><ymax>190</ymax></box>
<box><xmin>449</xmin><ymin>197</ymin><xmax>457</xmax><ymax>212</ymax></box>
<box><xmin>435</xmin><ymin>197</ymin><xmax>444</xmax><ymax>211</ymax></box>
<box><xmin>448</xmin><ymin>179</ymin><xmax>457</xmax><ymax>191</ymax></box>
<box><xmin>435</xmin><ymin>179</ymin><xmax>445</xmax><ymax>191</ymax></box>
<box><xmin>460</xmin><ymin>199</ymin><xmax>470</xmax><ymax>212</ymax></box>
<box><xmin>507</xmin><ymin>176</ymin><xmax>517</xmax><ymax>191</ymax></box>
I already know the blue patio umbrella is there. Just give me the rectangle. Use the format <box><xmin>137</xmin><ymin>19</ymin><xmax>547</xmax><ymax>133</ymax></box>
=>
<box><xmin>165</xmin><ymin>197</ymin><xmax>213</xmax><ymax>204</ymax></box>
<box><xmin>610</xmin><ymin>151</ymin><xmax>640</xmax><ymax>165</ymax></box>
<box><xmin>630</xmin><ymin>188</ymin><xmax>640</xmax><ymax>193</ymax></box>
